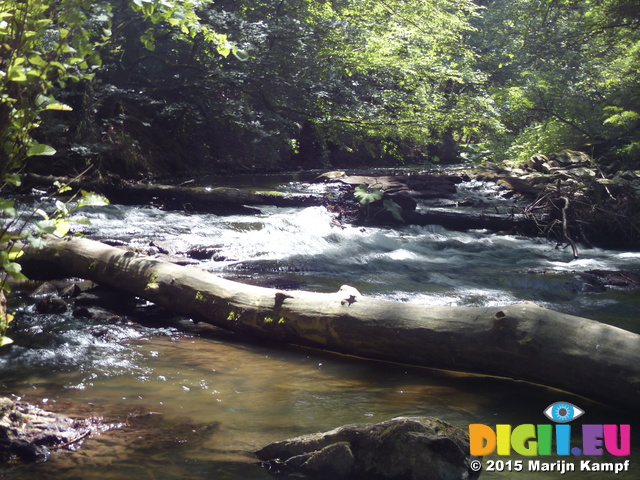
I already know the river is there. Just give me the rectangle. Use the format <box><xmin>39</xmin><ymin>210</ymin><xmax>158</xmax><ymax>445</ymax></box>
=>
<box><xmin>1</xmin><ymin>173</ymin><xmax>638</xmax><ymax>479</ymax></box>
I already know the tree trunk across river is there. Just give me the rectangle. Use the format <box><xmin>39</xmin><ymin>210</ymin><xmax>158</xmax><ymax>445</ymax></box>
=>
<box><xmin>21</xmin><ymin>236</ymin><xmax>640</xmax><ymax>410</ymax></box>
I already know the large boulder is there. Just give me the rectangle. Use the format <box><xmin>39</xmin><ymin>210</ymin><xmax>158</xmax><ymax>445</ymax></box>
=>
<box><xmin>256</xmin><ymin>416</ymin><xmax>481</xmax><ymax>480</ymax></box>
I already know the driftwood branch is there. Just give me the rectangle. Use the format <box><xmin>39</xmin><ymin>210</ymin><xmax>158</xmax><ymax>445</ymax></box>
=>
<box><xmin>560</xmin><ymin>196</ymin><xmax>579</xmax><ymax>259</ymax></box>
<box><xmin>20</xmin><ymin>236</ymin><xmax>640</xmax><ymax>408</ymax></box>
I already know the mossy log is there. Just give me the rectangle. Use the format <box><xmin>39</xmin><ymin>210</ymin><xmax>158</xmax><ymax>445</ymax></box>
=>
<box><xmin>21</xmin><ymin>236</ymin><xmax>640</xmax><ymax>409</ymax></box>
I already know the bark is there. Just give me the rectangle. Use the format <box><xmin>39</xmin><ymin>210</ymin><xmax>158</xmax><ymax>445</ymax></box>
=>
<box><xmin>21</xmin><ymin>236</ymin><xmax>640</xmax><ymax>409</ymax></box>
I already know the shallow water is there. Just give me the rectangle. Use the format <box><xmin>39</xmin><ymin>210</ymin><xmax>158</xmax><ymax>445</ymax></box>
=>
<box><xmin>2</xmin><ymin>176</ymin><xmax>639</xmax><ymax>478</ymax></box>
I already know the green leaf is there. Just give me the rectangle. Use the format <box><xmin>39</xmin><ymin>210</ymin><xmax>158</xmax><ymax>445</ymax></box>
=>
<box><xmin>4</xmin><ymin>174</ymin><xmax>21</xmax><ymax>187</ymax></box>
<box><xmin>27</xmin><ymin>144</ymin><xmax>56</xmax><ymax>157</ymax></box>
<box><xmin>54</xmin><ymin>220</ymin><xmax>70</xmax><ymax>237</ymax></box>
<box><xmin>50</xmin><ymin>61</ymin><xmax>66</xmax><ymax>72</ymax></box>
<box><xmin>603</xmin><ymin>110</ymin><xmax>640</xmax><ymax>127</ymax></box>
<box><xmin>383</xmin><ymin>199</ymin><xmax>404</xmax><ymax>222</ymax></box>
<box><xmin>55</xmin><ymin>200</ymin><xmax>68</xmax><ymax>215</ymax></box>
<box><xmin>28</xmin><ymin>55</ymin><xmax>47</xmax><ymax>66</ymax></box>
<box><xmin>217</xmin><ymin>43</ymin><xmax>232</xmax><ymax>57</ymax></box>
<box><xmin>0</xmin><ymin>232</ymin><xmax>18</xmax><ymax>244</ymax></box>
<box><xmin>3</xmin><ymin>261</ymin><xmax>27</xmax><ymax>281</ymax></box>
<box><xmin>25</xmin><ymin>233</ymin><xmax>46</xmax><ymax>249</ymax></box>
<box><xmin>53</xmin><ymin>180</ymin><xmax>73</xmax><ymax>194</ymax></box>
<box><xmin>0</xmin><ymin>199</ymin><xmax>15</xmax><ymax>215</ymax></box>
<box><xmin>8</xmin><ymin>249</ymin><xmax>23</xmax><ymax>261</ymax></box>
<box><xmin>354</xmin><ymin>184</ymin><xmax>383</xmax><ymax>205</ymax></box>
<box><xmin>0</xmin><ymin>337</ymin><xmax>13</xmax><ymax>347</ymax></box>
<box><xmin>7</xmin><ymin>66</ymin><xmax>27</xmax><ymax>82</ymax></box>
<box><xmin>77</xmin><ymin>190</ymin><xmax>109</xmax><ymax>207</ymax></box>
<box><xmin>233</xmin><ymin>49</ymin><xmax>250</xmax><ymax>61</ymax></box>
<box><xmin>45</xmin><ymin>102</ymin><xmax>73</xmax><ymax>111</ymax></box>
<box><xmin>35</xmin><ymin>219</ymin><xmax>57</xmax><ymax>234</ymax></box>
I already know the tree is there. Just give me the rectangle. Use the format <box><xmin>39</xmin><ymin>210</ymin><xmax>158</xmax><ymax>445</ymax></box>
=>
<box><xmin>200</xmin><ymin>0</ymin><xmax>495</xmax><ymax>165</ymax></box>
<box><xmin>0</xmin><ymin>0</ymin><xmax>108</xmax><ymax>182</ymax></box>
<box><xmin>25</xmin><ymin>0</ymin><xmax>496</xmax><ymax>174</ymax></box>
<box><xmin>472</xmin><ymin>0</ymin><xmax>640</xmax><ymax>164</ymax></box>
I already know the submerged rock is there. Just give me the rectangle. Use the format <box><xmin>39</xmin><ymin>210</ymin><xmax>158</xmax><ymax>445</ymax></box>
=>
<box><xmin>0</xmin><ymin>397</ymin><xmax>95</xmax><ymax>464</ymax></box>
<box><xmin>256</xmin><ymin>416</ymin><xmax>481</xmax><ymax>480</ymax></box>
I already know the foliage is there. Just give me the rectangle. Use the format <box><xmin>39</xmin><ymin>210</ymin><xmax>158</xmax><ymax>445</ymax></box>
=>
<box><xmin>0</xmin><ymin>182</ymin><xmax>108</xmax><ymax>345</ymax></box>
<box><xmin>473</xmin><ymin>0</ymin><xmax>640</xmax><ymax>164</ymax></box>
<box><xmin>24</xmin><ymin>0</ymin><xmax>498</xmax><ymax>172</ymax></box>
<box><xmin>5</xmin><ymin>0</ymin><xmax>639</xmax><ymax>175</ymax></box>
<box><xmin>200</xmin><ymin>0</ymin><xmax>493</xmax><ymax>164</ymax></box>
<box><xmin>0</xmin><ymin>0</ymin><xmax>109</xmax><ymax>181</ymax></box>
<box><xmin>354</xmin><ymin>184</ymin><xmax>384</xmax><ymax>206</ymax></box>
<box><xmin>0</xmin><ymin>0</ymin><xmax>244</xmax><ymax>179</ymax></box>
<box><xmin>354</xmin><ymin>184</ymin><xmax>403</xmax><ymax>222</ymax></box>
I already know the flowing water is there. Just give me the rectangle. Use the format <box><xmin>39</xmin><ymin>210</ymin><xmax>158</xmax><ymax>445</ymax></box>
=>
<box><xmin>1</xmin><ymin>173</ymin><xmax>639</xmax><ymax>479</ymax></box>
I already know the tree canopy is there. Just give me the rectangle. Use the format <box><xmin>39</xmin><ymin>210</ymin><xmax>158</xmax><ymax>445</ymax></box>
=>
<box><xmin>474</xmin><ymin>0</ymin><xmax>640</xmax><ymax>163</ymax></box>
<box><xmin>1</xmin><ymin>0</ymin><xmax>638</xmax><ymax>177</ymax></box>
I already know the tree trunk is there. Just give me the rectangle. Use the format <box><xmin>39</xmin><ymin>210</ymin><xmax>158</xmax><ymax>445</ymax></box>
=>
<box><xmin>369</xmin><ymin>208</ymin><xmax>539</xmax><ymax>234</ymax></box>
<box><xmin>21</xmin><ymin>236</ymin><xmax>640</xmax><ymax>409</ymax></box>
<box><xmin>22</xmin><ymin>173</ymin><xmax>322</xmax><ymax>214</ymax></box>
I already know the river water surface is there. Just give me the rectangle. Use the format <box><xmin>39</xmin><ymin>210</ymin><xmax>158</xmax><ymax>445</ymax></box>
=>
<box><xmin>1</xmin><ymin>174</ymin><xmax>639</xmax><ymax>479</ymax></box>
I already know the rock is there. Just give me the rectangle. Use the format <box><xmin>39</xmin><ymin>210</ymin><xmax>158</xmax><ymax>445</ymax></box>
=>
<box><xmin>35</xmin><ymin>295</ymin><xmax>68</xmax><ymax>314</ymax></box>
<box><xmin>317</xmin><ymin>171</ymin><xmax>347</xmax><ymax>181</ymax></box>
<box><xmin>60</xmin><ymin>283</ymin><xmax>82</xmax><ymax>298</ymax></box>
<box><xmin>548</xmin><ymin>150</ymin><xmax>591</xmax><ymax>167</ymax></box>
<box><xmin>299</xmin><ymin>442</ymin><xmax>355</xmax><ymax>477</ymax></box>
<box><xmin>184</xmin><ymin>245</ymin><xmax>222</xmax><ymax>260</ymax></box>
<box><xmin>0</xmin><ymin>397</ymin><xmax>94</xmax><ymax>463</ymax></box>
<box><xmin>527</xmin><ymin>154</ymin><xmax>548</xmax><ymax>172</ymax></box>
<box><xmin>256</xmin><ymin>416</ymin><xmax>480</xmax><ymax>480</ymax></box>
<box><xmin>73</xmin><ymin>307</ymin><xmax>125</xmax><ymax>324</ymax></box>
<box><xmin>74</xmin><ymin>286</ymin><xmax>136</xmax><ymax>311</ymax></box>
<box><xmin>31</xmin><ymin>282</ymin><xmax>59</xmax><ymax>297</ymax></box>
<box><xmin>495</xmin><ymin>176</ymin><xmax>541</xmax><ymax>196</ymax></box>
<box><xmin>582</xmin><ymin>270</ymin><xmax>640</xmax><ymax>289</ymax></box>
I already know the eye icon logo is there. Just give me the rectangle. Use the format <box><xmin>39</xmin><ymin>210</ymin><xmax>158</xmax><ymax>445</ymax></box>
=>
<box><xmin>543</xmin><ymin>402</ymin><xmax>584</xmax><ymax>423</ymax></box>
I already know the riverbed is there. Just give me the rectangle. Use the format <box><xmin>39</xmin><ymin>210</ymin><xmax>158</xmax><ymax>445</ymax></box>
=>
<box><xmin>1</xmin><ymin>173</ymin><xmax>639</xmax><ymax>478</ymax></box>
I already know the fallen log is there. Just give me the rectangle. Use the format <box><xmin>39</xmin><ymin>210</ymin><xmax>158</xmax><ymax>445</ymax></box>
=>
<box><xmin>20</xmin><ymin>236</ymin><xmax>640</xmax><ymax>409</ymax></box>
<box><xmin>368</xmin><ymin>207</ymin><xmax>540</xmax><ymax>234</ymax></box>
<box><xmin>21</xmin><ymin>173</ymin><xmax>322</xmax><ymax>214</ymax></box>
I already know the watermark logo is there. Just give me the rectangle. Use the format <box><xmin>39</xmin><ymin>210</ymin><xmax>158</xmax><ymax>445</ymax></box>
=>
<box><xmin>468</xmin><ymin>402</ymin><xmax>631</xmax><ymax>475</ymax></box>
<box><xmin>543</xmin><ymin>401</ymin><xmax>584</xmax><ymax>423</ymax></box>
